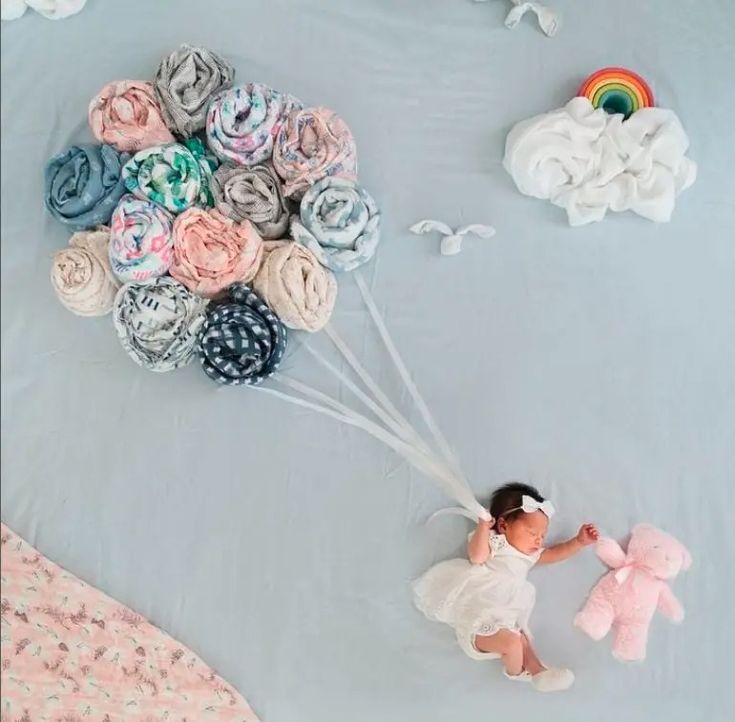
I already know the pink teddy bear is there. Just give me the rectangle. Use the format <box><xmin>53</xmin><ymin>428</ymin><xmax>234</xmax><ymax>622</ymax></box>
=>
<box><xmin>574</xmin><ymin>524</ymin><xmax>691</xmax><ymax>662</ymax></box>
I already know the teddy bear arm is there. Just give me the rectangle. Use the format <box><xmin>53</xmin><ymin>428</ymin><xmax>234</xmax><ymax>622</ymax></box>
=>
<box><xmin>596</xmin><ymin>538</ymin><xmax>627</xmax><ymax>568</ymax></box>
<box><xmin>657</xmin><ymin>584</ymin><xmax>684</xmax><ymax>623</ymax></box>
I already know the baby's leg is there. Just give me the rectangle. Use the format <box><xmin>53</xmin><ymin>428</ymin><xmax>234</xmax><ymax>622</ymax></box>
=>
<box><xmin>520</xmin><ymin>633</ymin><xmax>545</xmax><ymax>675</ymax></box>
<box><xmin>474</xmin><ymin>630</ymin><xmax>523</xmax><ymax>676</ymax></box>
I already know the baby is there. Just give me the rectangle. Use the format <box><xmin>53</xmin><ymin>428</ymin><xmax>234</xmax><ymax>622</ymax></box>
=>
<box><xmin>413</xmin><ymin>482</ymin><xmax>598</xmax><ymax>692</ymax></box>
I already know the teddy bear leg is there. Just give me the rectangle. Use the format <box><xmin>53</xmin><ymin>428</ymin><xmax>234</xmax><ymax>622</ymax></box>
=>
<box><xmin>612</xmin><ymin>622</ymin><xmax>649</xmax><ymax>662</ymax></box>
<box><xmin>574</xmin><ymin>596</ymin><xmax>615</xmax><ymax>641</ymax></box>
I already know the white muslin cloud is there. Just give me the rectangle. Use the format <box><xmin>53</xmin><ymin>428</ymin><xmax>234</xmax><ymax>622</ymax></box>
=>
<box><xmin>503</xmin><ymin>97</ymin><xmax>697</xmax><ymax>226</ymax></box>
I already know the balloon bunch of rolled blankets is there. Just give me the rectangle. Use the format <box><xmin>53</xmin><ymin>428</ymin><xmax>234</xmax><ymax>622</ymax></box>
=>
<box><xmin>503</xmin><ymin>68</ymin><xmax>697</xmax><ymax>225</ymax></box>
<box><xmin>44</xmin><ymin>45</ymin><xmax>488</xmax><ymax>525</ymax></box>
<box><xmin>46</xmin><ymin>44</ymin><xmax>382</xmax><ymax>386</ymax></box>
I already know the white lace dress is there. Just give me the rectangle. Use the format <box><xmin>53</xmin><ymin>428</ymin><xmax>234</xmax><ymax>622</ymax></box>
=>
<box><xmin>413</xmin><ymin>532</ymin><xmax>542</xmax><ymax>660</ymax></box>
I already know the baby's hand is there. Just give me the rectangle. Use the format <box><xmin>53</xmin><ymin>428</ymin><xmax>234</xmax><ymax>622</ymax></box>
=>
<box><xmin>576</xmin><ymin>523</ymin><xmax>599</xmax><ymax>546</ymax></box>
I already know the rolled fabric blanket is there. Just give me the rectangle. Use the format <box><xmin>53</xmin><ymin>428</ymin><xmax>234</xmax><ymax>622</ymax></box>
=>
<box><xmin>273</xmin><ymin>107</ymin><xmax>358</xmax><ymax>198</ymax></box>
<box><xmin>170</xmin><ymin>208</ymin><xmax>264</xmax><ymax>299</ymax></box>
<box><xmin>211</xmin><ymin>164</ymin><xmax>290</xmax><ymax>239</ymax></box>
<box><xmin>89</xmin><ymin>80</ymin><xmax>174</xmax><ymax>152</ymax></box>
<box><xmin>206</xmin><ymin>83</ymin><xmax>302</xmax><ymax>167</ymax></box>
<box><xmin>50</xmin><ymin>226</ymin><xmax>119</xmax><ymax>316</ymax></box>
<box><xmin>122</xmin><ymin>139</ymin><xmax>218</xmax><ymax>214</ymax></box>
<box><xmin>44</xmin><ymin>144</ymin><xmax>130</xmax><ymax>230</ymax></box>
<box><xmin>25</xmin><ymin>0</ymin><xmax>87</xmax><ymax>20</ymax></box>
<box><xmin>253</xmin><ymin>241</ymin><xmax>337</xmax><ymax>332</ymax></box>
<box><xmin>154</xmin><ymin>44</ymin><xmax>235</xmax><ymax>138</ymax></box>
<box><xmin>503</xmin><ymin>97</ymin><xmax>697</xmax><ymax>225</ymax></box>
<box><xmin>290</xmin><ymin>177</ymin><xmax>380</xmax><ymax>272</ymax></box>
<box><xmin>113</xmin><ymin>276</ymin><xmax>209</xmax><ymax>373</ymax></box>
<box><xmin>109</xmin><ymin>194</ymin><xmax>174</xmax><ymax>282</ymax></box>
<box><xmin>198</xmin><ymin>283</ymin><xmax>286</xmax><ymax>386</ymax></box>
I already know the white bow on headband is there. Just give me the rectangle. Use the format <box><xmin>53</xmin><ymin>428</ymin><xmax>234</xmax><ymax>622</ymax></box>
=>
<box><xmin>505</xmin><ymin>495</ymin><xmax>556</xmax><ymax>518</ymax></box>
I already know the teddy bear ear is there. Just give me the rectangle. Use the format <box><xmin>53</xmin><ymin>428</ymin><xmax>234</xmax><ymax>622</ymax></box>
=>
<box><xmin>631</xmin><ymin>523</ymin><xmax>656</xmax><ymax>536</ymax></box>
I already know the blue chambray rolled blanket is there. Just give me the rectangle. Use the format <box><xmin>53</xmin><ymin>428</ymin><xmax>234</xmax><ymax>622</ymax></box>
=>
<box><xmin>290</xmin><ymin>177</ymin><xmax>381</xmax><ymax>272</ymax></box>
<box><xmin>198</xmin><ymin>284</ymin><xmax>286</xmax><ymax>386</ymax></box>
<box><xmin>44</xmin><ymin>144</ymin><xmax>130</xmax><ymax>230</ymax></box>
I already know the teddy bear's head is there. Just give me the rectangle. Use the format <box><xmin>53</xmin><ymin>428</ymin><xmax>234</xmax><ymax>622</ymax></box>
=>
<box><xmin>627</xmin><ymin>524</ymin><xmax>692</xmax><ymax>580</ymax></box>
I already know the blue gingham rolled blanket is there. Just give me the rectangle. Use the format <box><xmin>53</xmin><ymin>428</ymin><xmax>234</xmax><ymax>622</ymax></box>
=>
<box><xmin>198</xmin><ymin>283</ymin><xmax>286</xmax><ymax>386</ymax></box>
<box><xmin>44</xmin><ymin>144</ymin><xmax>130</xmax><ymax>230</ymax></box>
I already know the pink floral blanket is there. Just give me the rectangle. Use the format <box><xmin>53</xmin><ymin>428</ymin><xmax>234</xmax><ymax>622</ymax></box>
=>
<box><xmin>0</xmin><ymin>524</ymin><xmax>259</xmax><ymax>722</ymax></box>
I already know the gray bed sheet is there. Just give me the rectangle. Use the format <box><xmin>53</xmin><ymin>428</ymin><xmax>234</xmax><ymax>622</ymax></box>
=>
<box><xmin>2</xmin><ymin>1</ymin><xmax>733</xmax><ymax>720</ymax></box>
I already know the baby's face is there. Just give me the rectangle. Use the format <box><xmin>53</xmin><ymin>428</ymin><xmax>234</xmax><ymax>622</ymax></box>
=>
<box><xmin>503</xmin><ymin>511</ymin><xmax>549</xmax><ymax>555</ymax></box>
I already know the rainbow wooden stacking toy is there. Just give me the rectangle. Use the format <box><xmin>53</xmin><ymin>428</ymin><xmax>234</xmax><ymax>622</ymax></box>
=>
<box><xmin>578</xmin><ymin>67</ymin><xmax>655</xmax><ymax>120</ymax></box>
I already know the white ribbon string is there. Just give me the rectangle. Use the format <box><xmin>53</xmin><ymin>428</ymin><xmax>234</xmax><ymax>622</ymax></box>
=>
<box><xmin>322</xmin><ymin>325</ymin><xmax>424</xmax><ymax>447</ymax></box>
<box><xmin>255</xmin><ymin>273</ymin><xmax>491</xmax><ymax>523</ymax></box>
<box><xmin>303</xmin><ymin>339</ymin><xmax>441</xmax><ymax>463</ymax></box>
<box><xmin>261</xmin><ymin>377</ymin><xmax>484</xmax><ymax>514</ymax></box>
<box><xmin>354</xmin><ymin>272</ymin><xmax>465</xmax><ymax>479</ymax></box>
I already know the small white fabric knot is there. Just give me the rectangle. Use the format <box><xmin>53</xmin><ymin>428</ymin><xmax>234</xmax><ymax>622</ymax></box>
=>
<box><xmin>410</xmin><ymin>220</ymin><xmax>496</xmax><ymax>256</ymax></box>
<box><xmin>472</xmin><ymin>0</ymin><xmax>559</xmax><ymax>37</ymax></box>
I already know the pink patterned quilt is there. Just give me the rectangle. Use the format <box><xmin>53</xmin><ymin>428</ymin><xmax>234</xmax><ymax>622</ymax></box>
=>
<box><xmin>0</xmin><ymin>524</ymin><xmax>259</xmax><ymax>722</ymax></box>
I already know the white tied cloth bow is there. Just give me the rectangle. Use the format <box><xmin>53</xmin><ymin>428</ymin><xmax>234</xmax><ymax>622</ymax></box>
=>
<box><xmin>473</xmin><ymin>1</ymin><xmax>559</xmax><ymax>38</ymax></box>
<box><xmin>508</xmin><ymin>494</ymin><xmax>556</xmax><ymax>518</ymax></box>
<box><xmin>410</xmin><ymin>220</ymin><xmax>495</xmax><ymax>256</ymax></box>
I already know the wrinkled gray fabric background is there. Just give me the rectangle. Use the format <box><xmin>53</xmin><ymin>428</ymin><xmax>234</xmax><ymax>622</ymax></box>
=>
<box><xmin>2</xmin><ymin>2</ymin><xmax>733</xmax><ymax>721</ymax></box>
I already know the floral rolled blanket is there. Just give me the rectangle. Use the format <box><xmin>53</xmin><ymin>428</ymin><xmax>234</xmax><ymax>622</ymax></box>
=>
<box><xmin>206</xmin><ymin>83</ymin><xmax>302</xmax><ymax>167</ymax></box>
<box><xmin>44</xmin><ymin>144</ymin><xmax>130</xmax><ymax>230</ymax></box>
<box><xmin>89</xmin><ymin>80</ymin><xmax>175</xmax><ymax>152</ymax></box>
<box><xmin>290</xmin><ymin>177</ymin><xmax>381</xmax><ymax>272</ymax></box>
<box><xmin>0</xmin><ymin>523</ymin><xmax>259</xmax><ymax>721</ymax></box>
<box><xmin>170</xmin><ymin>208</ymin><xmax>264</xmax><ymax>299</ymax></box>
<box><xmin>109</xmin><ymin>194</ymin><xmax>175</xmax><ymax>282</ymax></box>
<box><xmin>273</xmin><ymin>107</ymin><xmax>358</xmax><ymax>198</ymax></box>
<box><xmin>122</xmin><ymin>139</ymin><xmax>218</xmax><ymax>214</ymax></box>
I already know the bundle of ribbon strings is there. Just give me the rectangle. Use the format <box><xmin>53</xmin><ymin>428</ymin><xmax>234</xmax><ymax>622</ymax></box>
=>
<box><xmin>254</xmin><ymin>272</ymin><xmax>491</xmax><ymax>523</ymax></box>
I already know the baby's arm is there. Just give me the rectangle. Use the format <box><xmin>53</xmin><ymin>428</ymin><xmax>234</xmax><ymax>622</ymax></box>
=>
<box><xmin>467</xmin><ymin>517</ymin><xmax>493</xmax><ymax>564</ymax></box>
<box><xmin>537</xmin><ymin>523</ymin><xmax>599</xmax><ymax>565</ymax></box>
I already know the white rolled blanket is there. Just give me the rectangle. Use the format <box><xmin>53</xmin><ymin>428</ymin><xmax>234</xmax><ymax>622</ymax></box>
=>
<box><xmin>2</xmin><ymin>0</ymin><xmax>87</xmax><ymax>20</ymax></box>
<box><xmin>503</xmin><ymin>97</ymin><xmax>697</xmax><ymax>226</ymax></box>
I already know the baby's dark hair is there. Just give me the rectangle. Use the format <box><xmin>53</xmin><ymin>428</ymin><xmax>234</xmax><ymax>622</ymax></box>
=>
<box><xmin>489</xmin><ymin>482</ymin><xmax>545</xmax><ymax>523</ymax></box>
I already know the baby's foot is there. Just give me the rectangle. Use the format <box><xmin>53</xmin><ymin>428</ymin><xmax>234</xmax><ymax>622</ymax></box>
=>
<box><xmin>531</xmin><ymin>667</ymin><xmax>574</xmax><ymax>692</ymax></box>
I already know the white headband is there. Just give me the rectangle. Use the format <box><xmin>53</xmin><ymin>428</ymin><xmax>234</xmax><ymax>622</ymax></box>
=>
<box><xmin>504</xmin><ymin>494</ymin><xmax>556</xmax><ymax>519</ymax></box>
